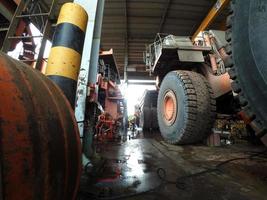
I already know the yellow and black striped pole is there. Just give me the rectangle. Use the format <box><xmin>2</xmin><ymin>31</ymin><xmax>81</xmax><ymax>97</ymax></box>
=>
<box><xmin>46</xmin><ymin>3</ymin><xmax>88</xmax><ymax>108</ymax></box>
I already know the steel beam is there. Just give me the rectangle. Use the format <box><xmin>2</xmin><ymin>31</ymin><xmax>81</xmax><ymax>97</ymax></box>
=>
<box><xmin>0</xmin><ymin>0</ymin><xmax>16</xmax><ymax>21</ymax></box>
<box><xmin>35</xmin><ymin>21</ymin><xmax>51</xmax><ymax>71</ymax></box>
<box><xmin>35</xmin><ymin>0</ymin><xmax>58</xmax><ymax>71</ymax></box>
<box><xmin>126</xmin><ymin>76</ymin><xmax>154</xmax><ymax>81</ymax></box>
<box><xmin>124</xmin><ymin>71</ymin><xmax>152</xmax><ymax>80</ymax></box>
<box><xmin>0</xmin><ymin>28</ymin><xmax>8</xmax><ymax>32</ymax></box>
<box><xmin>128</xmin><ymin>80</ymin><xmax>156</xmax><ymax>86</ymax></box>
<box><xmin>192</xmin><ymin>0</ymin><xmax>230</xmax><ymax>40</ymax></box>
<box><xmin>158</xmin><ymin>0</ymin><xmax>172</xmax><ymax>33</ymax></box>
<box><xmin>123</xmin><ymin>0</ymin><xmax>128</xmax><ymax>82</ymax></box>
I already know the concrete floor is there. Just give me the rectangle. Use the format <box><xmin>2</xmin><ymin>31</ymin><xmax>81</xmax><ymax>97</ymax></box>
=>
<box><xmin>79</xmin><ymin>131</ymin><xmax>267</xmax><ymax>200</ymax></box>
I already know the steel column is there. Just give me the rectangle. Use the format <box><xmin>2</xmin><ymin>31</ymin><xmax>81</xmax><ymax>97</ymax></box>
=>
<box><xmin>73</xmin><ymin>0</ymin><xmax>99</xmax><ymax>138</ymax></box>
<box><xmin>88</xmin><ymin>0</ymin><xmax>105</xmax><ymax>85</ymax></box>
<box><xmin>77</xmin><ymin>0</ymin><xmax>105</xmax><ymax>159</ymax></box>
<box><xmin>124</xmin><ymin>0</ymin><xmax>128</xmax><ymax>82</ymax></box>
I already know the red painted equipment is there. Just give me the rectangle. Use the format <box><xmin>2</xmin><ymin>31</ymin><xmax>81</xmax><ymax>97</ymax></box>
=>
<box><xmin>89</xmin><ymin>49</ymin><xmax>126</xmax><ymax>142</ymax></box>
<box><xmin>95</xmin><ymin>112</ymin><xmax>116</xmax><ymax>141</ymax></box>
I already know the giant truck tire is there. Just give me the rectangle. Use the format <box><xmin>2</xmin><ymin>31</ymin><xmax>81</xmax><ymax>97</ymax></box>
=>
<box><xmin>157</xmin><ymin>70</ymin><xmax>216</xmax><ymax>144</ymax></box>
<box><xmin>151</xmin><ymin>107</ymin><xmax>159</xmax><ymax>129</ymax></box>
<box><xmin>139</xmin><ymin>90</ymin><xmax>158</xmax><ymax>131</ymax></box>
<box><xmin>226</xmin><ymin>0</ymin><xmax>267</xmax><ymax>145</ymax></box>
<box><xmin>140</xmin><ymin>107</ymin><xmax>152</xmax><ymax>130</ymax></box>
<box><xmin>140</xmin><ymin>107</ymin><xmax>158</xmax><ymax>130</ymax></box>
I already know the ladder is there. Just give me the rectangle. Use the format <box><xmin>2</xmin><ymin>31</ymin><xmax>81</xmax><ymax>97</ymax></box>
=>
<box><xmin>1</xmin><ymin>0</ymin><xmax>58</xmax><ymax>70</ymax></box>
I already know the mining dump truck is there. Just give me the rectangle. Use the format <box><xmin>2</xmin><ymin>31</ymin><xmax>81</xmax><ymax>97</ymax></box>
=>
<box><xmin>144</xmin><ymin>0</ymin><xmax>267</xmax><ymax>146</ymax></box>
<box><xmin>144</xmin><ymin>31</ymin><xmax>232</xmax><ymax>144</ymax></box>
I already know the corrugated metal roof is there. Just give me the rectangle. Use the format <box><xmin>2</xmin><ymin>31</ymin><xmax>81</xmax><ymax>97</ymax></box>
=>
<box><xmin>0</xmin><ymin>0</ymin><xmax>228</xmax><ymax>80</ymax></box>
<box><xmin>101</xmin><ymin>0</ymin><xmax>227</xmax><ymax>79</ymax></box>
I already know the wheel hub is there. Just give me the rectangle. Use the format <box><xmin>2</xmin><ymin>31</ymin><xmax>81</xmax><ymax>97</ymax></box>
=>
<box><xmin>163</xmin><ymin>90</ymin><xmax>177</xmax><ymax>126</ymax></box>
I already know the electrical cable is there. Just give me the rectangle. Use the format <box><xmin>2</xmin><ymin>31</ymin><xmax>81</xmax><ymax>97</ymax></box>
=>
<box><xmin>79</xmin><ymin>144</ymin><xmax>267</xmax><ymax>199</ymax></box>
<box><xmin>78</xmin><ymin>181</ymin><xmax>164</xmax><ymax>200</ymax></box>
<box><xmin>156</xmin><ymin>149</ymin><xmax>267</xmax><ymax>190</ymax></box>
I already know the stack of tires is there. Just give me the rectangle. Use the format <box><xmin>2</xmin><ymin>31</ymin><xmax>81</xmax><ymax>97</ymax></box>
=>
<box><xmin>139</xmin><ymin>90</ymin><xmax>159</xmax><ymax>131</ymax></box>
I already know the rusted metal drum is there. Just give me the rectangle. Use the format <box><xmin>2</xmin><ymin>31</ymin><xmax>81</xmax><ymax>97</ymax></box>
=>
<box><xmin>0</xmin><ymin>52</ymin><xmax>81</xmax><ymax>200</ymax></box>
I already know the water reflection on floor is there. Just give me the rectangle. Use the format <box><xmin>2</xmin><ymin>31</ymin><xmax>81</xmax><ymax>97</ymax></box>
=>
<box><xmin>79</xmin><ymin>131</ymin><xmax>267</xmax><ymax>200</ymax></box>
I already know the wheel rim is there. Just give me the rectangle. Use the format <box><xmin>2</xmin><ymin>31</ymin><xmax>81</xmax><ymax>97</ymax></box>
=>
<box><xmin>163</xmin><ymin>90</ymin><xmax>177</xmax><ymax>126</ymax></box>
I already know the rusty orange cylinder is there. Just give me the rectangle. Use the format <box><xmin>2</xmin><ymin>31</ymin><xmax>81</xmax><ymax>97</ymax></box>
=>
<box><xmin>0</xmin><ymin>52</ymin><xmax>81</xmax><ymax>200</ymax></box>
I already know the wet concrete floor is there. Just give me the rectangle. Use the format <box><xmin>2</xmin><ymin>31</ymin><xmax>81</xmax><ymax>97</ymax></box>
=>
<box><xmin>79</xmin><ymin>131</ymin><xmax>267</xmax><ymax>200</ymax></box>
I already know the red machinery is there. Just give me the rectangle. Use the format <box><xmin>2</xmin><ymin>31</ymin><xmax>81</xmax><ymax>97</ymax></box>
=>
<box><xmin>89</xmin><ymin>49</ymin><xmax>126</xmax><ymax>142</ymax></box>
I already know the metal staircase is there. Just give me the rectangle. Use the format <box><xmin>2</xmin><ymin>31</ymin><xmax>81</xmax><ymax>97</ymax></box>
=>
<box><xmin>1</xmin><ymin>0</ymin><xmax>58</xmax><ymax>70</ymax></box>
